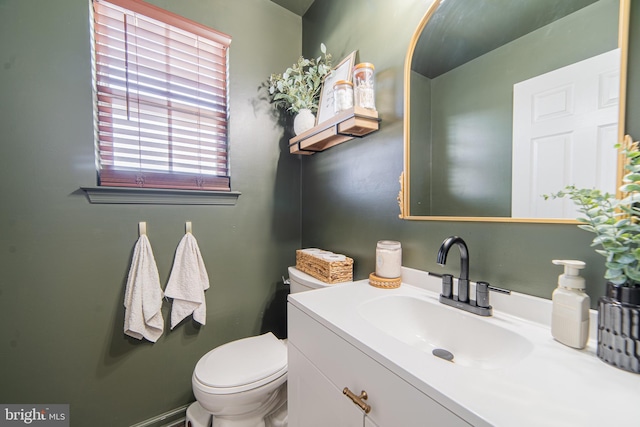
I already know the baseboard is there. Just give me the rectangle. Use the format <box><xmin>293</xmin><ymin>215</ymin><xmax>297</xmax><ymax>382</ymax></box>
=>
<box><xmin>129</xmin><ymin>403</ymin><xmax>191</xmax><ymax>427</ymax></box>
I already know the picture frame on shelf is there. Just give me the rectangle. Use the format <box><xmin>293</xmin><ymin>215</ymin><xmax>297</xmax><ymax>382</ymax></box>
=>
<box><xmin>316</xmin><ymin>50</ymin><xmax>358</xmax><ymax>126</ymax></box>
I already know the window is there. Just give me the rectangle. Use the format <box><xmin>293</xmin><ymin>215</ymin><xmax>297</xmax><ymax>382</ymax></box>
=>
<box><xmin>91</xmin><ymin>0</ymin><xmax>232</xmax><ymax>191</ymax></box>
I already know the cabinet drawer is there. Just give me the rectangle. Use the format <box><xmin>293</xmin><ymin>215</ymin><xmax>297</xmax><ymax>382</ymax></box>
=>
<box><xmin>288</xmin><ymin>304</ymin><xmax>471</xmax><ymax>427</ymax></box>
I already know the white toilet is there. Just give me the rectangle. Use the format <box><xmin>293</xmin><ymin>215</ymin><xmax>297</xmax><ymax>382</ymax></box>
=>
<box><xmin>186</xmin><ymin>267</ymin><xmax>331</xmax><ymax>427</ymax></box>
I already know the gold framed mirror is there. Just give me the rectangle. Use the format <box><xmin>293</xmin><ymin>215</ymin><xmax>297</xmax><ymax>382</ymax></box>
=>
<box><xmin>400</xmin><ymin>0</ymin><xmax>630</xmax><ymax>223</ymax></box>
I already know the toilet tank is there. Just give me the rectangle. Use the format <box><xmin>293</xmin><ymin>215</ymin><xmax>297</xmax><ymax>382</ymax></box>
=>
<box><xmin>288</xmin><ymin>266</ymin><xmax>333</xmax><ymax>293</ymax></box>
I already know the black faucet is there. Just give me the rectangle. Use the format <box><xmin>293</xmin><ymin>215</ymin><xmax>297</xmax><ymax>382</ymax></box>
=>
<box><xmin>436</xmin><ymin>236</ymin><xmax>510</xmax><ymax>316</ymax></box>
<box><xmin>437</xmin><ymin>236</ymin><xmax>470</xmax><ymax>303</ymax></box>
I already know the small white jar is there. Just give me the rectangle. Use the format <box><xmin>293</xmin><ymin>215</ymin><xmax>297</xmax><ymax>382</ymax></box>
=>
<box><xmin>333</xmin><ymin>80</ymin><xmax>354</xmax><ymax>114</ymax></box>
<box><xmin>353</xmin><ymin>62</ymin><xmax>376</xmax><ymax>110</ymax></box>
<box><xmin>375</xmin><ymin>240</ymin><xmax>402</xmax><ymax>278</ymax></box>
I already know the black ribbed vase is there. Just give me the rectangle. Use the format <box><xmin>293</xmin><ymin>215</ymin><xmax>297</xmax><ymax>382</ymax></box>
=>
<box><xmin>597</xmin><ymin>282</ymin><xmax>640</xmax><ymax>373</ymax></box>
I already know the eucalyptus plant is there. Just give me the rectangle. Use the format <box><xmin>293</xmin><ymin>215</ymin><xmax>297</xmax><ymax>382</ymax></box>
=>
<box><xmin>545</xmin><ymin>137</ymin><xmax>640</xmax><ymax>287</ymax></box>
<box><xmin>268</xmin><ymin>43</ymin><xmax>332</xmax><ymax>114</ymax></box>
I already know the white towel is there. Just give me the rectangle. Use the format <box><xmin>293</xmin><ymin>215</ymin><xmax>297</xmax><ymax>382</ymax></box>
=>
<box><xmin>123</xmin><ymin>234</ymin><xmax>164</xmax><ymax>342</ymax></box>
<box><xmin>165</xmin><ymin>232</ymin><xmax>210</xmax><ymax>329</ymax></box>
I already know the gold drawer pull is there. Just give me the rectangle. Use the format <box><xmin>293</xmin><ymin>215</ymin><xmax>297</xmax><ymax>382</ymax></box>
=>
<box><xmin>343</xmin><ymin>387</ymin><xmax>371</xmax><ymax>413</ymax></box>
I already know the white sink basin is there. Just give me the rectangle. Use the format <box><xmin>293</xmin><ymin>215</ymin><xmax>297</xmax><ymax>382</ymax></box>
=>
<box><xmin>357</xmin><ymin>294</ymin><xmax>533</xmax><ymax>370</ymax></box>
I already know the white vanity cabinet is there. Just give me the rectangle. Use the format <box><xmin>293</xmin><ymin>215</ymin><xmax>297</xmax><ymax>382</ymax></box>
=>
<box><xmin>287</xmin><ymin>304</ymin><xmax>471</xmax><ymax>427</ymax></box>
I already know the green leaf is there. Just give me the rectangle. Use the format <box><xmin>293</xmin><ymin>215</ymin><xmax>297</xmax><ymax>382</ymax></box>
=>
<box><xmin>595</xmin><ymin>249</ymin><xmax>609</xmax><ymax>257</ymax></box>
<box><xmin>604</xmin><ymin>246</ymin><xmax>630</xmax><ymax>254</ymax></box>
<box><xmin>606</xmin><ymin>261</ymin><xmax>625</xmax><ymax>270</ymax></box>
<box><xmin>586</xmin><ymin>206</ymin><xmax>602</xmax><ymax>217</ymax></box>
<box><xmin>605</xmin><ymin>268</ymin><xmax>624</xmax><ymax>279</ymax></box>
<box><xmin>607</xmin><ymin>275</ymin><xmax>627</xmax><ymax>285</ymax></box>
<box><xmin>616</xmin><ymin>218</ymin><xmax>631</xmax><ymax>227</ymax></box>
<box><xmin>613</xmin><ymin>253</ymin><xmax>636</xmax><ymax>264</ymax></box>
<box><xmin>592</xmin><ymin>235</ymin><xmax>616</xmax><ymax>245</ymax></box>
<box><xmin>624</xmin><ymin>173</ymin><xmax>640</xmax><ymax>182</ymax></box>
<box><xmin>620</xmin><ymin>184</ymin><xmax>640</xmax><ymax>193</ymax></box>
<box><xmin>625</xmin><ymin>268</ymin><xmax>640</xmax><ymax>283</ymax></box>
<box><xmin>577</xmin><ymin>224</ymin><xmax>596</xmax><ymax>232</ymax></box>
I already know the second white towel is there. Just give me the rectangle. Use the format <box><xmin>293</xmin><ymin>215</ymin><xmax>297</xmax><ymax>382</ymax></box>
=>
<box><xmin>165</xmin><ymin>232</ymin><xmax>210</xmax><ymax>329</ymax></box>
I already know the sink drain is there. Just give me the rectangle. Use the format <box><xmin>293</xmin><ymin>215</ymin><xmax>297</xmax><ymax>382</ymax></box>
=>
<box><xmin>432</xmin><ymin>348</ymin><xmax>454</xmax><ymax>362</ymax></box>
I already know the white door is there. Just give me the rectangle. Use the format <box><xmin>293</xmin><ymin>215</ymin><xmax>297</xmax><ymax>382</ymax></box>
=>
<box><xmin>511</xmin><ymin>49</ymin><xmax>620</xmax><ymax>218</ymax></box>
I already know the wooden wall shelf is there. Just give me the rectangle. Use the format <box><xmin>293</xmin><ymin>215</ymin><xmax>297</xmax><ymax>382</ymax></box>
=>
<box><xmin>288</xmin><ymin>107</ymin><xmax>380</xmax><ymax>155</ymax></box>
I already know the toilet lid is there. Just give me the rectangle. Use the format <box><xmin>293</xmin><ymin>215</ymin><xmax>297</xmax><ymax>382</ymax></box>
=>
<box><xmin>194</xmin><ymin>332</ymin><xmax>287</xmax><ymax>389</ymax></box>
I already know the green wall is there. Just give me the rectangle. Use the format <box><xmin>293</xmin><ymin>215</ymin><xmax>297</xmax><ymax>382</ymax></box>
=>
<box><xmin>0</xmin><ymin>0</ymin><xmax>302</xmax><ymax>425</ymax></box>
<box><xmin>301</xmin><ymin>0</ymin><xmax>634</xmax><ymax>306</ymax></box>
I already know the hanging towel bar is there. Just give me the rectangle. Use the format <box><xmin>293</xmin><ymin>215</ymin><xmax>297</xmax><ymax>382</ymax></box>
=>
<box><xmin>138</xmin><ymin>222</ymin><xmax>147</xmax><ymax>236</ymax></box>
<box><xmin>186</xmin><ymin>221</ymin><xmax>192</xmax><ymax>234</ymax></box>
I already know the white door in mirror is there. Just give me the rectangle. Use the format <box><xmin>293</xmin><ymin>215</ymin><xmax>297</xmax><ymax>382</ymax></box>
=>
<box><xmin>511</xmin><ymin>48</ymin><xmax>620</xmax><ymax>218</ymax></box>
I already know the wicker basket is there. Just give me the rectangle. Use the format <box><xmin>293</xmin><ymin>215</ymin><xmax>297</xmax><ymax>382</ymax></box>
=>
<box><xmin>295</xmin><ymin>250</ymin><xmax>353</xmax><ymax>284</ymax></box>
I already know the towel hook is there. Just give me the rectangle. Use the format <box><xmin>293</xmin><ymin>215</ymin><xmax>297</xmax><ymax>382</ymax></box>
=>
<box><xmin>138</xmin><ymin>222</ymin><xmax>147</xmax><ymax>236</ymax></box>
<box><xmin>185</xmin><ymin>221</ymin><xmax>192</xmax><ymax>234</ymax></box>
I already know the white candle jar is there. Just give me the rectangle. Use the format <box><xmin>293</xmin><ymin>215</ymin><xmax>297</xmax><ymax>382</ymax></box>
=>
<box><xmin>375</xmin><ymin>240</ymin><xmax>402</xmax><ymax>278</ymax></box>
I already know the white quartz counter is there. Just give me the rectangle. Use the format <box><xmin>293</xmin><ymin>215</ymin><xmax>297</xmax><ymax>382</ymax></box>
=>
<box><xmin>288</xmin><ymin>267</ymin><xmax>640</xmax><ymax>426</ymax></box>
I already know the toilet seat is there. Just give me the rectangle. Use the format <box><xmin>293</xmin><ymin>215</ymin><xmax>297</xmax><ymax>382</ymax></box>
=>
<box><xmin>194</xmin><ymin>332</ymin><xmax>287</xmax><ymax>395</ymax></box>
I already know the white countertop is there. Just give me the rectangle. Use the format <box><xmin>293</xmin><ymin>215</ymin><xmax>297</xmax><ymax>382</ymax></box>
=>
<box><xmin>288</xmin><ymin>267</ymin><xmax>640</xmax><ymax>426</ymax></box>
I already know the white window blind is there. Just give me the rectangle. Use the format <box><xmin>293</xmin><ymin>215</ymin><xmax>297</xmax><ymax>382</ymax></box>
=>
<box><xmin>91</xmin><ymin>0</ymin><xmax>232</xmax><ymax>191</ymax></box>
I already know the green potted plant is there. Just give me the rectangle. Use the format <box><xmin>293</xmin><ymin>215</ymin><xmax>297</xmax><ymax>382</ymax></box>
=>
<box><xmin>546</xmin><ymin>135</ymin><xmax>640</xmax><ymax>373</ymax></box>
<box><xmin>268</xmin><ymin>43</ymin><xmax>332</xmax><ymax>135</ymax></box>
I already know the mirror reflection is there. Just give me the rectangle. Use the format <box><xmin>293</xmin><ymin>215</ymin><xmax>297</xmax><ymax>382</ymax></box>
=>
<box><xmin>404</xmin><ymin>0</ymin><xmax>623</xmax><ymax>221</ymax></box>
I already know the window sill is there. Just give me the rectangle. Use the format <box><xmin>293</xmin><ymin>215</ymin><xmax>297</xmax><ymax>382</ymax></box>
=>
<box><xmin>80</xmin><ymin>186</ymin><xmax>240</xmax><ymax>205</ymax></box>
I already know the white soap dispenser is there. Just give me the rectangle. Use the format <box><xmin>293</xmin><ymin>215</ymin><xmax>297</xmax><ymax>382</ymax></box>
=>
<box><xmin>551</xmin><ymin>260</ymin><xmax>590</xmax><ymax>349</ymax></box>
